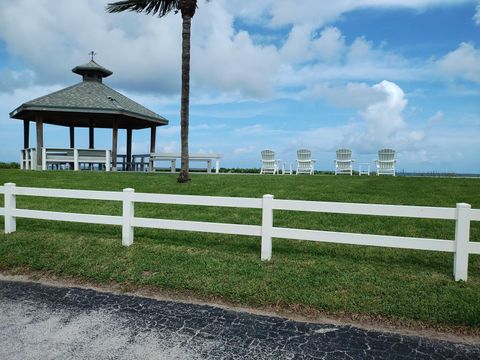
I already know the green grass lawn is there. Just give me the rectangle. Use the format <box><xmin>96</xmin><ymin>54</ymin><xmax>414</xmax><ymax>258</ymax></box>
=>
<box><xmin>0</xmin><ymin>169</ymin><xmax>479</xmax><ymax>329</ymax></box>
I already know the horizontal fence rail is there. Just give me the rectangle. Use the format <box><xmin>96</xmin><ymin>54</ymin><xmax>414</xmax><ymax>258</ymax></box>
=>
<box><xmin>0</xmin><ymin>183</ymin><xmax>479</xmax><ymax>282</ymax></box>
<box><xmin>273</xmin><ymin>199</ymin><xmax>457</xmax><ymax>219</ymax></box>
<box><xmin>271</xmin><ymin>228</ymin><xmax>457</xmax><ymax>252</ymax></box>
<box><xmin>133</xmin><ymin>192</ymin><xmax>262</xmax><ymax>208</ymax></box>
<box><xmin>13</xmin><ymin>186</ymin><xmax>124</xmax><ymax>201</ymax></box>
<box><xmin>13</xmin><ymin>209</ymin><xmax>123</xmax><ymax>226</ymax></box>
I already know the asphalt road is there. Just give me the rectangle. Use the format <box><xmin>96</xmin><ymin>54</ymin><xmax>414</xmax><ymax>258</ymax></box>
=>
<box><xmin>0</xmin><ymin>280</ymin><xmax>478</xmax><ymax>359</ymax></box>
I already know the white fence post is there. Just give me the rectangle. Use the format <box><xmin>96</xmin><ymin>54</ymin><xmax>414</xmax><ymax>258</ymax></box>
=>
<box><xmin>4</xmin><ymin>183</ymin><xmax>16</xmax><ymax>234</ymax></box>
<box><xmin>41</xmin><ymin>148</ymin><xmax>47</xmax><ymax>170</ymax></box>
<box><xmin>74</xmin><ymin>149</ymin><xmax>79</xmax><ymax>171</ymax></box>
<box><xmin>454</xmin><ymin>203</ymin><xmax>471</xmax><ymax>281</ymax></box>
<box><xmin>122</xmin><ymin>188</ymin><xmax>135</xmax><ymax>246</ymax></box>
<box><xmin>261</xmin><ymin>194</ymin><xmax>274</xmax><ymax>261</ymax></box>
<box><xmin>106</xmin><ymin>150</ymin><xmax>111</xmax><ymax>172</ymax></box>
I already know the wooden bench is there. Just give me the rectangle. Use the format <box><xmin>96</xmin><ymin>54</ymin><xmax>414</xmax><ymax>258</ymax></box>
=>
<box><xmin>41</xmin><ymin>148</ymin><xmax>74</xmax><ymax>170</ymax></box>
<box><xmin>40</xmin><ymin>148</ymin><xmax>111</xmax><ymax>171</ymax></box>
<box><xmin>149</xmin><ymin>153</ymin><xmax>221</xmax><ymax>174</ymax></box>
<box><xmin>77</xmin><ymin>149</ymin><xmax>111</xmax><ymax>171</ymax></box>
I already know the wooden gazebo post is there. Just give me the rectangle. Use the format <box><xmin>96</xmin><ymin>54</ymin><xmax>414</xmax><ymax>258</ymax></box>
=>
<box><xmin>126</xmin><ymin>128</ymin><xmax>132</xmax><ymax>171</ymax></box>
<box><xmin>23</xmin><ymin>120</ymin><xmax>29</xmax><ymax>149</ymax></box>
<box><xmin>35</xmin><ymin>114</ymin><xmax>43</xmax><ymax>168</ymax></box>
<box><xmin>148</xmin><ymin>125</ymin><xmax>157</xmax><ymax>172</ymax></box>
<box><xmin>112</xmin><ymin>121</ymin><xmax>118</xmax><ymax>171</ymax></box>
<box><xmin>150</xmin><ymin>126</ymin><xmax>157</xmax><ymax>154</ymax></box>
<box><xmin>88</xmin><ymin>120</ymin><xmax>94</xmax><ymax>149</ymax></box>
<box><xmin>69</xmin><ymin>125</ymin><xmax>75</xmax><ymax>169</ymax></box>
<box><xmin>69</xmin><ymin>126</ymin><xmax>75</xmax><ymax>148</ymax></box>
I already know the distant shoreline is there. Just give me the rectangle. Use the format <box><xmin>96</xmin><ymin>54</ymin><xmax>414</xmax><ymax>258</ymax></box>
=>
<box><xmin>1</xmin><ymin>163</ymin><xmax>479</xmax><ymax>178</ymax></box>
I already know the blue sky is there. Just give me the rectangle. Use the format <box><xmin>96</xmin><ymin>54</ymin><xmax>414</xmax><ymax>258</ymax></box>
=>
<box><xmin>0</xmin><ymin>0</ymin><xmax>479</xmax><ymax>173</ymax></box>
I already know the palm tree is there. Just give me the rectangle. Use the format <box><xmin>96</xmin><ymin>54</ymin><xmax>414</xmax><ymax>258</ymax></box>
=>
<box><xmin>106</xmin><ymin>0</ymin><xmax>201</xmax><ymax>183</ymax></box>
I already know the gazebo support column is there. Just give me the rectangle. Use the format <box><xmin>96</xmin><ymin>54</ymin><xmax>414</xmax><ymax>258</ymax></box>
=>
<box><xmin>23</xmin><ymin>120</ymin><xmax>30</xmax><ymax>149</ymax></box>
<box><xmin>89</xmin><ymin>122</ymin><xmax>94</xmax><ymax>149</ymax></box>
<box><xmin>69</xmin><ymin>126</ymin><xmax>75</xmax><ymax>148</ymax></box>
<box><xmin>126</xmin><ymin>128</ymin><xmax>132</xmax><ymax>171</ymax></box>
<box><xmin>150</xmin><ymin>126</ymin><xmax>156</xmax><ymax>154</ymax></box>
<box><xmin>88</xmin><ymin>121</ymin><xmax>94</xmax><ymax>170</ymax></box>
<box><xmin>35</xmin><ymin>115</ymin><xmax>43</xmax><ymax>170</ymax></box>
<box><xmin>112</xmin><ymin>123</ymin><xmax>118</xmax><ymax>171</ymax></box>
<box><xmin>149</xmin><ymin>126</ymin><xmax>156</xmax><ymax>171</ymax></box>
<box><xmin>69</xmin><ymin>126</ymin><xmax>75</xmax><ymax>170</ymax></box>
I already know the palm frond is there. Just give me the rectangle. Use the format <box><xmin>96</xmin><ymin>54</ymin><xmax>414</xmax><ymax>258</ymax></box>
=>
<box><xmin>106</xmin><ymin>0</ymin><xmax>179</xmax><ymax>18</ymax></box>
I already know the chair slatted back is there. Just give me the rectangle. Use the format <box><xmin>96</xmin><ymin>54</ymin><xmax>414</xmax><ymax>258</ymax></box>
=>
<box><xmin>297</xmin><ymin>149</ymin><xmax>312</xmax><ymax>162</ymax></box>
<box><xmin>336</xmin><ymin>148</ymin><xmax>352</xmax><ymax>162</ymax></box>
<box><xmin>261</xmin><ymin>150</ymin><xmax>277</xmax><ymax>173</ymax></box>
<box><xmin>296</xmin><ymin>149</ymin><xmax>314</xmax><ymax>173</ymax></box>
<box><xmin>261</xmin><ymin>150</ymin><xmax>275</xmax><ymax>162</ymax></box>
<box><xmin>297</xmin><ymin>149</ymin><xmax>311</xmax><ymax>170</ymax></box>
<box><xmin>378</xmin><ymin>149</ymin><xmax>395</xmax><ymax>162</ymax></box>
<box><xmin>376</xmin><ymin>148</ymin><xmax>396</xmax><ymax>174</ymax></box>
<box><xmin>335</xmin><ymin>148</ymin><xmax>353</xmax><ymax>175</ymax></box>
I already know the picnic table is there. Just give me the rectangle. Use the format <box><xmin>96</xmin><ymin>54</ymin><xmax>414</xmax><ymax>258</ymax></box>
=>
<box><xmin>149</xmin><ymin>153</ymin><xmax>221</xmax><ymax>174</ymax></box>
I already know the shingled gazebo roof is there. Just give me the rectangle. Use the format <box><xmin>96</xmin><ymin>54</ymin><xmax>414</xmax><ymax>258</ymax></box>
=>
<box><xmin>10</xmin><ymin>60</ymin><xmax>168</xmax><ymax>129</ymax></box>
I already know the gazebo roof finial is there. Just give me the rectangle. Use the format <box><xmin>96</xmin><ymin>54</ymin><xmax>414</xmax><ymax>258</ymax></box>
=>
<box><xmin>89</xmin><ymin>50</ymin><xmax>97</xmax><ymax>61</ymax></box>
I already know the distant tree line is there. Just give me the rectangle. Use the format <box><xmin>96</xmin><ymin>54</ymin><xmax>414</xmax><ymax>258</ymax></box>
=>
<box><xmin>0</xmin><ymin>162</ymin><xmax>20</xmax><ymax>169</ymax></box>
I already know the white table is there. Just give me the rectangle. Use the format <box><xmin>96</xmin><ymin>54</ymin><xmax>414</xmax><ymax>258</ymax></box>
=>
<box><xmin>149</xmin><ymin>153</ymin><xmax>221</xmax><ymax>174</ymax></box>
<box><xmin>359</xmin><ymin>163</ymin><xmax>370</xmax><ymax>176</ymax></box>
<box><xmin>281</xmin><ymin>162</ymin><xmax>293</xmax><ymax>175</ymax></box>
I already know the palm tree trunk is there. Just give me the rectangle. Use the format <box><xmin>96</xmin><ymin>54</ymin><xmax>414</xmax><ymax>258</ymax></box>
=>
<box><xmin>177</xmin><ymin>14</ymin><xmax>192</xmax><ymax>183</ymax></box>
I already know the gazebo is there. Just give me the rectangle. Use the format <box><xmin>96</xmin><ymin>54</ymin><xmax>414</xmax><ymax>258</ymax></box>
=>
<box><xmin>10</xmin><ymin>58</ymin><xmax>168</xmax><ymax>171</ymax></box>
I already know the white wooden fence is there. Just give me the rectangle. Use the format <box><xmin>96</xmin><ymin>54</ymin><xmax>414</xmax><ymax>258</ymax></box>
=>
<box><xmin>1</xmin><ymin>183</ymin><xmax>479</xmax><ymax>281</ymax></box>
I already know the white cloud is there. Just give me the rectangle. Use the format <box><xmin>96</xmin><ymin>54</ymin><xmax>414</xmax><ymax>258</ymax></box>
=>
<box><xmin>304</xmin><ymin>82</ymin><xmax>387</xmax><ymax>108</ymax></box>
<box><xmin>280</xmin><ymin>24</ymin><xmax>314</xmax><ymax>63</ymax></box>
<box><xmin>474</xmin><ymin>4</ymin><xmax>480</xmax><ymax>25</ymax></box>
<box><xmin>0</xmin><ymin>0</ymin><xmax>460</xmax><ymax>104</ymax></box>
<box><xmin>277</xmin><ymin>30</ymin><xmax>427</xmax><ymax>95</ymax></box>
<box><xmin>342</xmin><ymin>80</ymin><xmax>410</xmax><ymax>152</ymax></box>
<box><xmin>234</xmin><ymin>124</ymin><xmax>267</xmax><ymax>135</ymax></box>
<box><xmin>0</xmin><ymin>69</ymin><xmax>37</xmax><ymax>92</ymax></box>
<box><xmin>407</xmin><ymin>130</ymin><xmax>425</xmax><ymax>142</ymax></box>
<box><xmin>437</xmin><ymin>42</ymin><xmax>480</xmax><ymax>83</ymax></box>
<box><xmin>281</xmin><ymin>26</ymin><xmax>346</xmax><ymax>64</ymax></box>
<box><xmin>0</xmin><ymin>0</ymin><xmax>281</xmax><ymax>99</ymax></box>
<box><xmin>233</xmin><ymin>145</ymin><xmax>256</xmax><ymax>155</ymax></box>
<box><xmin>362</xmin><ymin>81</ymin><xmax>407</xmax><ymax>136</ymax></box>
<box><xmin>158</xmin><ymin>125</ymin><xmax>180</xmax><ymax>136</ymax></box>
<box><xmin>227</xmin><ymin>0</ymin><xmax>471</xmax><ymax>28</ymax></box>
<box><xmin>312</xmin><ymin>27</ymin><xmax>347</xmax><ymax>63</ymax></box>
<box><xmin>0</xmin><ymin>0</ymin><xmax>182</xmax><ymax>93</ymax></box>
<box><xmin>347</xmin><ymin>37</ymin><xmax>374</xmax><ymax>63</ymax></box>
<box><xmin>191</xmin><ymin>1</ymin><xmax>282</xmax><ymax>98</ymax></box>
<box><xmin>427</xmin><ymin>111</ymin><xmax>444</xmax><ymax>125</ymax></box>
<box><xmin>157</xmin><ymin>141</ymin><xmax>178</xmax><ymax>153</ymax></box>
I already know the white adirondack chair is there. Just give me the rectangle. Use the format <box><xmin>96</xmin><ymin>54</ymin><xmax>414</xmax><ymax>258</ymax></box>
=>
<box><xmin>260</xmin><ymin>150</ymin><xmax>280</xmax><ymax>174</ymax></box>
<box><xmin>334</xmin><ymin>148</ymin><xmax>354</xmax><ymax>175</ymax></box>
<box><xmin>296</xmin><ymin>149</ymin><xmax>315</xmax><ymax>175</ymax></box>
<box><xmin>375</xmin><ymin>148</ymin><xmax>396</xmax><ymax>176</ymax></box>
